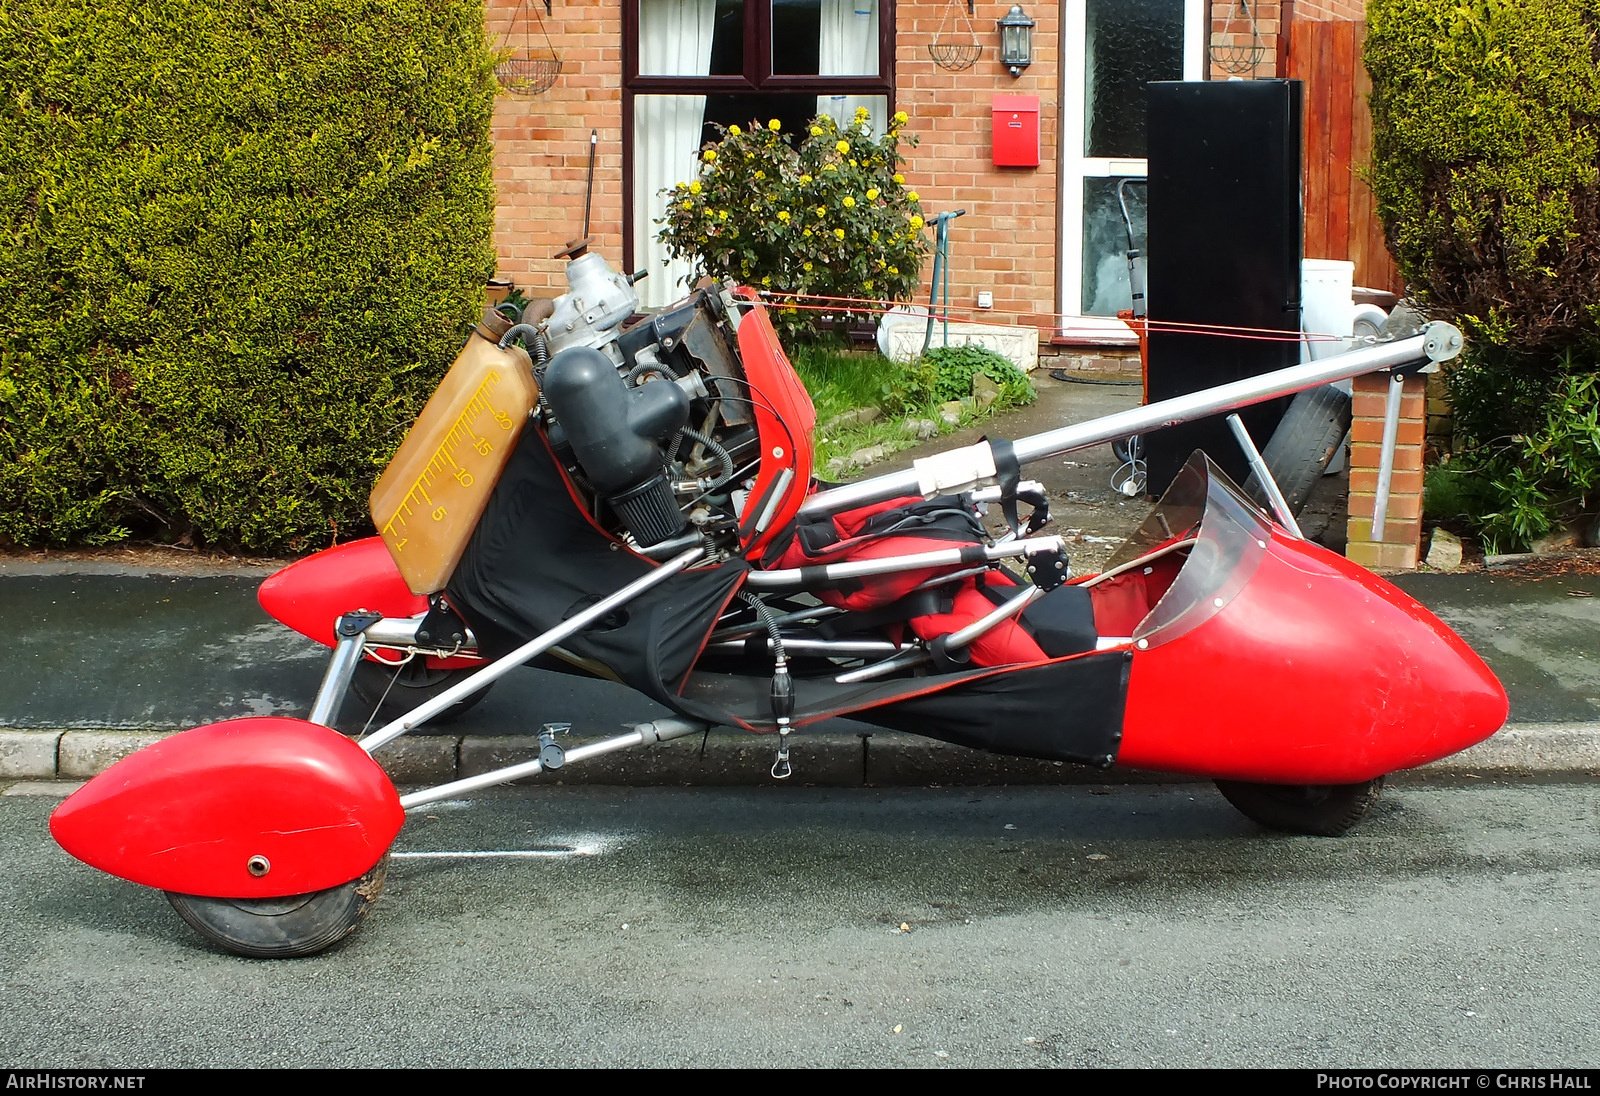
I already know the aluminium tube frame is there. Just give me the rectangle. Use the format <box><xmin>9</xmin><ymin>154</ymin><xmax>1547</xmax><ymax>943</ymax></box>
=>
<box><xmin>833</xmin><ymin>582</ymin><xmax>1043</xmax><ymax>685</ymax></box>
<box><xmin>798</xmin><ymin>323</ymin><xmax>1463</xmax><ymax>521</ymax></box>
<box><xmin>397</xmin><ymin>717</ymin><xmax>710</xmax><ymax>810</ymax></box>
<box><xmin>742</xmin><ymin>535</ymin><xmax>1066</xmax><ymax>590</ymax></box>
<box><xmin>1225</xmin><ymin>413</ymin><xmax>1303</xmax><ymax>538</ymax></box>
<box><xmin>309</xmin><ymin>631</ymin><xmax>368</xmax><ymax>728</ymax></box>
<box><xmin>1370</xmin><ymin>370</ymin><xmax>1408</xmax><ymax>541</ymax></box>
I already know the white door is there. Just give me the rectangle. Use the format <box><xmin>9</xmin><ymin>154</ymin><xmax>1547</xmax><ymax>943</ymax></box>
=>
<box><xmin>1058</xmin><ymin>0</ymin><xmax>1206</xmax><ymax>341</ymax></box>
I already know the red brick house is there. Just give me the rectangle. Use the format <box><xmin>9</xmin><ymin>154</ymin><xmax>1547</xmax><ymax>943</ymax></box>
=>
<box><xmin>487</xmin><ymin>1</ymin><xmax>1423</xmax><ymax>567</ymax></box>
<box><xmin>487</xmin><ymin>1</ymin><xmax>1395</xmax><ymax>352</ymax></box>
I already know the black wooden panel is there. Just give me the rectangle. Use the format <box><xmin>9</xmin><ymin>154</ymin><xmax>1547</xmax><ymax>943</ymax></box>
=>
<box><xmin>1144</xmin><ymin>79</ymin><xmax>1303</xmax><ymax>495</ymax></box>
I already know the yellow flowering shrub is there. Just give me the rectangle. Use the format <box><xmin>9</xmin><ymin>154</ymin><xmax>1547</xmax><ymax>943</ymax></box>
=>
<box><xmin>659</xmin><ymin>113</ymin><xmax>928</xmax><ymax>338</ymax></box>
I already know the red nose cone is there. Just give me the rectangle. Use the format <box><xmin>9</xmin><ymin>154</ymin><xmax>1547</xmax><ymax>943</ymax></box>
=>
<box><xmin>1119</xmin><ymin>533</ymin><xmax>1509</xmax><ymax>783</ymax></box>
<box><xmin>51</xmin><ymin>717</ymin><xmax>403</xmax><ymax>898</ymax></box>
<box><xmin>257</xmin><ymin>536</ymin><xmax>425</xmax><ymax>647</ymax></box>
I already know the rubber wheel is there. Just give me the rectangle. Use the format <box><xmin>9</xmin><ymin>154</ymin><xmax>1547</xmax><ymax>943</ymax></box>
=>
<box><xmin>349</xmin><ymin>658</ymin><xmax>492</xmax><ymax>729</ymax></box>
<box><xmin>166</xmin><ymin>855</ymin><xmax>389</xmax><ymax>959</ymax></box>
<box><xmin>1214</xmin><ymin>776</ymin><xmax>1385</xmax><ymax>837</ymax></box>
<box><xmin>1248</xmin><ymin>384</ymin><xmax>1353</xmax><ymax>516</ymax></box>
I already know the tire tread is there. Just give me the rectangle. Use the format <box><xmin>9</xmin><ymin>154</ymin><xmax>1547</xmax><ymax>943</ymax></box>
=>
<box><xmin>1248</xmin><ymin>384</ymin><xmax>1353</xmax><ymax>516</ymax></box>
<box><xmin>166</xmin><ymin>855</ymin><xmax>388</xmax><ymax>959</ymax></box>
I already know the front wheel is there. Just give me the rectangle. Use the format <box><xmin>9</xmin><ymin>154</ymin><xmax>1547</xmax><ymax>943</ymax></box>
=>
<box><xmin>166</xmin><ymin>855</ymin><xmax>389</xmax><ymax>959</ymax></box>
<box><xmin>349</xmin><ymin>658</ymin><xmax>492</xmax><ymax>729</ymax></box>
<box><xmin>1214</xmin><ymin>776</ymin><xmax>1385</xmax><ymax>837</ymax></box>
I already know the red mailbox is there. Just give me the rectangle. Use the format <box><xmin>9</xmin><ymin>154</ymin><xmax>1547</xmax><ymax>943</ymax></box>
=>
<box><xmin>992</xmin><ymin>94</ymin><xmax>1040</xmax><ymax>167</ymax></box>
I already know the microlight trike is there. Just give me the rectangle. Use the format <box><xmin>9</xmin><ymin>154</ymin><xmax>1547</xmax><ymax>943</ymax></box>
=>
<box><xmin>52</xmin><ymin>250</ymin><xmax>1505</xmax><ymax>957</ymax></box>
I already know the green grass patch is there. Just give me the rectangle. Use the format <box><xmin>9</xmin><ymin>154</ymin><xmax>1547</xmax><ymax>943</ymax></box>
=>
<box><xmin>789</xmin><ymin>341</ymin><xmax>1035</xmax><ymax>472</ymax></box>
<box><xmin>789</xmin><ymin>343</ymin><xmax>918</xmax><ymax>425</ymax></box>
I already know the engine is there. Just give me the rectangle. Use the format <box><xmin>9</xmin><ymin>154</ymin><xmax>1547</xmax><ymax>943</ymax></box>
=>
<box><xmin>529</xmin><ymin>253</ymin><xmax>769</xmax><ymax>561</ymax></box>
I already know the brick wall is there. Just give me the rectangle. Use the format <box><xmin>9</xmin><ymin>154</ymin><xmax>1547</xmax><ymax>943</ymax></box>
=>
<box><xmin>1345</xmin><ymin>371</ymin><xmax>1426</xmax><ymax>570</ymax></box>
<box><xmin>485</xmin><ymin>2</ymin><xmax>1061</xmax><ymax>324</ymax></box>
<box><xmin>1210</xmin><ymin>0</ymin><xmax>1281</xmax><ymax>80</ymax></box>
<box><xmin>894</xmin><ymin>1</ymin><xmax>1059</xmax><ymax>330</ymax></box>
<box><xmin>487</xmin><ymin>1</ymin><xmax>625</xmax><ymax>295</ymax></box>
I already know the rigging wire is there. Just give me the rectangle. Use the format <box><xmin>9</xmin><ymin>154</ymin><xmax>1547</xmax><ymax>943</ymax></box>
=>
<box><xmin>752</xmin><ymin>289</ymin><xmax>1356</xmax><ymax>346</ymax></box>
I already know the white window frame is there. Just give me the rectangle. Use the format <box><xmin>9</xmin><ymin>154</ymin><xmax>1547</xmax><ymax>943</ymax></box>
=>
<box><xmin>1057</xmin><ymin>0</ymin><xmax>1206</xmax><ymax>342</ymax></box>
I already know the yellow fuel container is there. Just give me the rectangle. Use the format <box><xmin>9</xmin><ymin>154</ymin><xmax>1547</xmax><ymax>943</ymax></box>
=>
<box><xmin>370</xmin><ymin>317</ymin><xmax>538</xmax><ymax>595</ymax></box>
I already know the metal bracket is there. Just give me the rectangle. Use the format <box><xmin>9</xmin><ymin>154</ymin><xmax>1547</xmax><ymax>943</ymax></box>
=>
<box><xmin>1023</xmin><ymin>546</ymin><xmax>1069</xmax><ymax>591</ymax></box>
<box><xmin>1421</xmin><ymin>321</ymin><xmax>1463</xmax><ymax>365</ymax></box>
<box><xmin>538</xmin><ymin>722</ymin><xmax>569</xmax><ymax>770</ymax></box>
<box><xmin>415</xmin><ymin>598</ymin><xmax>470</xmax><ymax>650</ymax></box>
<box><xmin>336</xmin><ymin>610</ymin><xmax>383</xmax><ymax>638</ymax></box>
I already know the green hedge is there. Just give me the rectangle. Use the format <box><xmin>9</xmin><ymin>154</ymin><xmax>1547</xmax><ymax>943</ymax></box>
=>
<box><xmin>1365</xmin><ymin>0</ymin><xmax>1600</xmax><ymax>349</ymax></box>
<box><xmin>0</xmin><ymin>0</ymin><xmax>498</xmax><ymax>552</ymax></box>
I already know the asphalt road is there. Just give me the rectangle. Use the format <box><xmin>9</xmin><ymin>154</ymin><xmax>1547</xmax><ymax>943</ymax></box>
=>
<box><xmin>3</xmin><ymin>777</ymin><xmax>1597</xmax><ymax>1068</ymax></box>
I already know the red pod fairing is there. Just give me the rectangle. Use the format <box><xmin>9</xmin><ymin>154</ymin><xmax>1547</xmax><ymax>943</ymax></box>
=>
<box><xmin>733</xmin><ymin>290</ymin><xmax>816</xmax><ymax>557</ymax></box>
<box><xmin>1114</xmin><ymin>456</ymin><xmax>1507</xmax><ymax>783</ymax></box>
<box><xmin>50</xmin><ymin>717</ymin><xmax>403</xmax><ymax>898</ymax></box>
<box><xmin>258</xmin><ymin>536</ymin><xmax>425</xmax><ymax>647</ymax></box>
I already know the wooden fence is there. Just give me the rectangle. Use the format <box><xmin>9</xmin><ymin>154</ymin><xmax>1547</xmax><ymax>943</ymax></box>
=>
<box><xmin>1283</xmin><ymin>19</ymin><xmax>1402</xmax><ymax>295</ymax></box>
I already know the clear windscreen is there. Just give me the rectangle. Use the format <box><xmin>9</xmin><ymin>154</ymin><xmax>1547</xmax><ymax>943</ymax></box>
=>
<box><xmin>1104</xmin><ymin>452</ymin><xmax>1273</xmax><ymax>649</ymax></box>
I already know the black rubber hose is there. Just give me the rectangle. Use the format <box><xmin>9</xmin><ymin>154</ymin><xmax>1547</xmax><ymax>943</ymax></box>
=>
<box><xmin>498</xmin><ymin>323</ymin><xmax>542</xmax><ymax>350</ymax></box>
<box><xmin>530</xmin><ymin>332</ymin><xmax>552</xmax><ymax>417</ymax></box>
<box><xmin>1047</xmin><ymin>368</ymin><xmax>1141</xmax><ymax>386</ymax></box>
<box><xmin>739</xmin><ymin>591</ymin><xmax>793</xmax><ymax>734</ymax></box>
<box><xmin>738</xmin><ymin>592</ymin><xmax>786</xmax><ymax>667</ymax></box>
<box><xmin>629</xmin><ymin>361</ymin><xmax>672</xmax><ymax>385</ymax></box>
<box><xmin>682</xmin><ymin>427</ymin><xmax>736</xmax><ymax>491</ymax></box>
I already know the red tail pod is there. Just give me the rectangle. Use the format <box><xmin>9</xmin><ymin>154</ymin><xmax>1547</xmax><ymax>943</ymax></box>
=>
<box><xmin>51</xmin><ymin>717</ymin><xmax>404</xmax><ymax>899</ymax></box>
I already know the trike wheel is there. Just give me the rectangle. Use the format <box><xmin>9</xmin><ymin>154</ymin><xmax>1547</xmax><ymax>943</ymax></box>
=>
<box><xmin>1247</xmin><ymin>384</ymin><xmax>1352</xmax><ymax>516</ymax></box>
<box><xmin>1214</xmin><ymin>776</ymin><xmax>1384</xmax><ymax>837</ymax></box>
<box><xmin>165</xmin><ymin>855</ymin><xmax>389</xmax><ymax>959</ymax></box>
<box><xmin>349</xmin><ymin>658</ymin><xmax>492</xmax><ymax>728</ymax></box>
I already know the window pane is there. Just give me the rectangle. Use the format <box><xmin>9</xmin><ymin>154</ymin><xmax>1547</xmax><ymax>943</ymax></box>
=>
<box><xmin>708</xmin><ymin>0</ymin><xmax>745</xmax><ymax>76</ymax></box>
<box><xmin>634</xmin><ymin>95</ymin><xmax>710</xmax><ymax>307</ymax></box>
<box><xmin>702</xmin><ymin>92</ymin><xmax>820</xmax><ymax>144</ymax></box>
<box><xmin>1081</xmin><ymin>177</ymin><xmax>1147</xmax><ymax>316</ymax></box>
<box><xmin>772</xmin><ymin>0</ymin><xmax>820</xmax><ymax>74</ymax></box>
<box><xmin>1084</xmin><ymin>0</ymin><xmax>1184</xmax><ymax>158</ymax></box>
<box><xmin>774</xmin><ymin>0</ymin><xmax>878</xmax><ymax>76</ymax></box>
<box><xmin>814</xmin><ymin>93</ymin><xmax>887</xmax><ymax>135</ymax></box>
<box><xmin>639</xmin><ymin>0</ymin><xmax>725</xmax><ymax>77</ymax></box>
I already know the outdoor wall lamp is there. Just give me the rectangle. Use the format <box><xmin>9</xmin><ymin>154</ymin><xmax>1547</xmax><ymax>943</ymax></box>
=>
<box><xmin>997</xmin><ymin>5</ymin><xmax>1035</xmax><ymax>77</ymax></box>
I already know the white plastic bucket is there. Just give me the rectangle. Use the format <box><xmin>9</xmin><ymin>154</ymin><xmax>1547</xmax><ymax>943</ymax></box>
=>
<box><xmin>1301</xmin><ymin>258</ymin><xmax>1355</xmax><ymax>362</ymax></box>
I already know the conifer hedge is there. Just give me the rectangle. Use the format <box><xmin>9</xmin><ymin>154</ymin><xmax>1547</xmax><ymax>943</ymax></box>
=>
<box><xmin>0</xmin><ymin>0</ymin><xmax>498</xmax><ymax>552</ymax></box>
<box><xmin>1368</xmin><ymin>0</ymin><xmax>1600</xmax><ymax>550</ymax></box>
<box><xmin>1365</xmin><ymin>0</ymin><xmax>1600</xmax><ymax>350</ymax></box>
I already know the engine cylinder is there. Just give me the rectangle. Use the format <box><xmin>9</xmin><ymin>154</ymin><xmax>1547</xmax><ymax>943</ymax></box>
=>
<box><xmin>542</xmin><ymin>345</ymin><xmax>691</xmax><ymax>546</ymax></box>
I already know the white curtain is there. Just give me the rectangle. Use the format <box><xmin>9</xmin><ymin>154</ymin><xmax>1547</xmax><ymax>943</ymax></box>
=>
<box><xmin>635</xmin><ymin>0</ymin><xmax>716</xmax><ymax>307</ymax></box>
<box><xmin>816</xmin><ymin>0</ymin><xmax>884</xmax><ymax>133</ymax></box>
